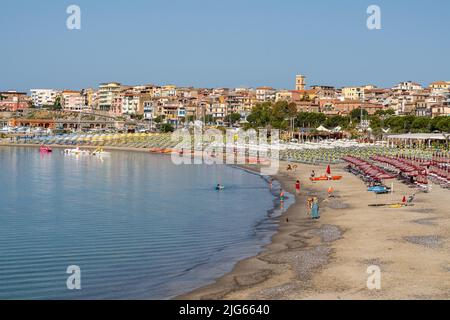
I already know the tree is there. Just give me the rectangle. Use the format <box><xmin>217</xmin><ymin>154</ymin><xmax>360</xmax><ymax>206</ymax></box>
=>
<box><xmin>375</xmin><ymin>109</ymin><xmax>395</xmax><ymax>117</ymax></box>
<box><xmin>350</xmin><ymin>108</ymin><xmax>369</xmax><ymax>121</ymax></box>
<box><xmin>160</xmin><ymin>123</ymin><xmax>174</xmax><ymax>133</ymax></box>
<box><xmin>204</xmin><ymin>114</ymin><xmax>214</xmax><ymax>124</ymax></box>
<box><xmin>49</xmin><ymin>97</ymin><xmax>62</xmax><ymax>110</ymax></box>
<box><xmin>246</xmin><ymin>102</ymin><xmax>272</xmax><ymax>128</ymax></box>
<box><xmin>295</xmin><ymin>112</ymin><xmax>326</xmax><ymax>128</ymax></box>
<box><xmin>224</xmin><ymin>113</ymin><xmax>241</xmax><ymax>126</ymax></box>
<box><xmin>154</xmin><ymin>115</ymin><xmax>165</xmax><ymax>124</ymax></box>
<box><xmin>186</xmin><ymin>115</ymin><xmax>196</xmax><ymax>123</ymax></box>
<box><xmin>411</xmin><ymin>117</ymin><xmax>431</xmax><ymax>133</ymax></box>
<box><xmin>131</xmin><ymin>114</ymin><xmax>144</xmax><ymax>121</ymax></box>
<box><xmin>268</xmin><ymin>101</ymin><xmax>298</xmax><ymax>130</ymax></box>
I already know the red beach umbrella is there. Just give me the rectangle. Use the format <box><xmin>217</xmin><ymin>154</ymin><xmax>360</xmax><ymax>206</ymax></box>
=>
<box><xmin>326</xmin><ymin>165</ymin><xmax>331</xmax><ymax>175</ymax></box>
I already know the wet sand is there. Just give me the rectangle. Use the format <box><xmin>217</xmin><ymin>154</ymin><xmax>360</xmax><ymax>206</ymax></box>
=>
<box><xmin>181</xmin><ymin>162</ymin><xmax>450</xmax><ymax>300</ymax></box>
<box><xmin>3</xmin><ymin>143</ymin><xmax>449</xmax><ymax>299</ymax></box>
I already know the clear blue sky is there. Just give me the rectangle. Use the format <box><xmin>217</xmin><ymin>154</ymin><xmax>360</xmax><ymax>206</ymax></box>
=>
<box><xmin>1</xmin><ymin>0</ymin><xmax>449</xmax><ymax>91</ymax></box>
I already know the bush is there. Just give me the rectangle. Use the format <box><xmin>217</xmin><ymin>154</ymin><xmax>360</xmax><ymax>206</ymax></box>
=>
<box><xmin>160</xmin><ymin>123</ymin><xmax>174</xmax><ymax>133</ymax></box>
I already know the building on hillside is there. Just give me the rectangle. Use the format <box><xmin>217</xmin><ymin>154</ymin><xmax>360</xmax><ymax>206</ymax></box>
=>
<box><xmin>97</xmin><ymin>82</ymin><xmax>123</xmax><ymax>112</ymax></box>
<box><xmin>157</xmin><ymin>102</ymin><xmax>186</xmax><ymax>125</ymax></box>
<box><xmin>161</xmin><ymin>85</ymin><xmax>177</xmax><ymax>98</ymax></box>
<box><xmin>295</xmin><ymin>75</ymin><xmax>306</xmax><ymax>91</ymax></box>
<box><xmin>431</xmin><ymin>102</ymin><xmax>450</xmax><ymax>117</ymax></box>
<box><xmin>0</xmin><ymin>91</ymin><xmax>30</xmax><ymax>111</ymax></box>
<box><xmin>392</xmin><ymin>81</ymin><xmax>423</xmax><ymax>93</ymax></box>
<box><xmin>30</xmin><ymin>89</ymin><xmax>60</xmax><ymax>107</ymax></box>
<box><xmin>327</xmin><ymin>100</ymin><xmax>384</xmax><ymax>116</ymax></box>
<box><xmin>294</xmin><ymin>100</ymin><xmax>320</xmax><ymax>113</ymax></box>
<box><xmin>341</xmin><ymin>85</ymin><xmax>376</xmax><ymax>100</ymax></box>
<box><xmin>363</xmin><ymin>88</ymin><xmax>391</xmax><ymax>104</ymax></box>
<box><xmin>429</xmin><ymin>81</ymin><xmax>450</xmax><ymax>96</ymax></box>
<box><xmin>110</xmin><ymin>95</ymin><xmax>124</xmax><ymax>117</ymax></box>
<box><xmin>310</xmin><ymin>85</ymin><xmax>336</xmax><ymax>99</ymax></box>
<box><xmin>256</xmin><ymin>87</ymin><xmax>276</xmax><ymax>102</ymax></box>
<box><xmin>81</xmin><ymin>88</ymin><xmax>97</xmax><ymax>109</ymax></box>
<box><xmin>62</xmin><ymin>90</ymin><xmax>87</xmax><ymax>112</ymax></box>
<box><xmin>121</xmin><ymin>93</ymin><xmax>141</xmax><ymax>115</ymax></box>
<box><xmin>291</xmin><ymin>89</ymin><xmax>318</xmax><ymax>103</ymax></box>
<box><xmin>275</xmin><ymin>90</ymin><xmax>293</xmax><ymax>102</ymax></box>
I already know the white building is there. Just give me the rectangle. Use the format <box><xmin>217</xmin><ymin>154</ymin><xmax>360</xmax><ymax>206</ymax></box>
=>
<box><xmin>30</xmin><ymin>89</ymin><xmax>59</xmax><ymax>107</ymax></box>
<box><xmin>392</xmin><ymin>81</ymin><xmax>423</xmax><ymax>92</ymax></box>
<box><xmin>97</xmin><ymin>82</ymin><xmax>123</xmax><ymax>111</ymax></box>
<box><xmin>256</xmin><ymin>87</ymin><xmax>276</xmax><ymax>102</ymax></box>
<box><xmin>121</xmin><ymin>94</ymin><xmax>140</xmax><ymax>115</ymax></box>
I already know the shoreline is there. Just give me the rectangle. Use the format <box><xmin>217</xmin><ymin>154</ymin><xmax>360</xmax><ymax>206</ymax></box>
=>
<box><xmin>3</xmin><ymin>144</ymin><xmax>449</xmax><ymax>299</ymax></box>
<box><xmin>1</xmin><ymin>144</ymin><xmax>299</xmax><ymax>300</ymax></box>
<box><xmin>180</xmin><ymin>162</ymin><xmax>450</xmax><ymax>300</ymax></box>
<box><xmin>177</xmin><ymin>162</ymin><xmax>339</xmax><ymax>300</ymax></box>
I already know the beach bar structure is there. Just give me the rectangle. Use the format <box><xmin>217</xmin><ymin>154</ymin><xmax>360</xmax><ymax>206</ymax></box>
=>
<box><xmin>383</xmin><ymin>133</ymin><xmax>450</xmax><ymax>149</ymax></box>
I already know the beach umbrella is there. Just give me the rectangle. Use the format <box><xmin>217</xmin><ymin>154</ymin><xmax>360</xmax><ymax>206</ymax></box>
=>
<box><xmin>326</xmin><ymin>165</ymin><xmax>331</xmax><ymax>175</ymax></box>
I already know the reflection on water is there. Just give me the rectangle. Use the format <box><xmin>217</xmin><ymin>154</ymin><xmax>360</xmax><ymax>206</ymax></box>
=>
<box><xmin>0</xmin><ymin>147</ymin><xmax>292</xmax><ymax>299</ymax></box>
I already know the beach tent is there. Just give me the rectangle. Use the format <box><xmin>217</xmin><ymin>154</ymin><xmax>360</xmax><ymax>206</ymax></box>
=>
<box><xmin>316</xmin><ymin>125</ymin><xmax>331</xmax><ymax>132</ymax></box>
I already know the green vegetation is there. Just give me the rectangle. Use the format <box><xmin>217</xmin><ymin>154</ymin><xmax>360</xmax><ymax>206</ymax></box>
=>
<box><xmin>224</xmin><ymin>113</ymin><xmax>241</xmax><ymax>126</ymax></box>
<box><xmin>160</xmin><ymin>123</ymin><xmax>175</xmax><ymax>133</ymax></box>
<box><xmin>245</xmin><ymin>102</ymin><xmax>450</xmax><ymax>136</ymax></box>
<box><xmin>246</xmin><ymin>101</ymin><xmax>297</xmax><ymax>130</ymax></box>
<box><xmin>42</xmin><ymin>97</ymin><xmax>62</xmax><ymax>111</ymax></box>
<box><xmin>154</xmin><ymin>115</ymin><xmax>165</xmax><ymax>124</ymax></box>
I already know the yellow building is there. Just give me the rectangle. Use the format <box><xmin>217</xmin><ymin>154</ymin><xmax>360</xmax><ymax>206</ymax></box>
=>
<box><xmin>429</xmin><ymin>81</ymin><xmax>450</xmax><ymax>90</ymax></box>
<box><xmin>295</xmin><ymin>75</ymin><xmax>306</xmax><ymax>91</ymax></box>
<box><xmin>342</xmin><ymin>85</ymin><xmax>376</xmax><ymax>100</ymax></box>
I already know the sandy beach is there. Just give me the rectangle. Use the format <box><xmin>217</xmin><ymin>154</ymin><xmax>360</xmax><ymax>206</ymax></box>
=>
<box><xmin>181</xmin><ymin>161</ymin><xmax>450</xmax><ymax>300</ymax></box>
<box><xmin>3</xmin><ymin>144</ymin><xmax>449</xmax><ymax>299</ymax></box>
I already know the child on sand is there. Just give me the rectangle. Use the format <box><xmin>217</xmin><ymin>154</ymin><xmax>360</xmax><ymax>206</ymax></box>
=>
<box><xmin>327</xmin><ymin>187</ymin><xmax>334</xmax><ymax>198</ymax></box>
<box><xmin>307</xmin><ymin>197</ymin><xmax>313</xmax><ymax>216</ymax></box>
<box><xmin>295</xmin><ymin>180</ymin><xmax>301</xmax><ymax>194</ymax></box>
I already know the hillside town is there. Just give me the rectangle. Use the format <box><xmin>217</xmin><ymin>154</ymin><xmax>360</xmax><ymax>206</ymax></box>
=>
<box><xmin>1</xmin><ymin>75</ymin><xmax>449</xmax><ymax>135</ymax></box>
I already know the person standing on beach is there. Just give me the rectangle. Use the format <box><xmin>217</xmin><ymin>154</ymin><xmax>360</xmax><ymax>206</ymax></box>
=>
<box><xmin>307</xmin><ymin>197</ymin><xmax>313</xmax><ymax>216</ymax></box>
<box><xmin>327</xmin><ymin>186</ymin><xmax>334</xmax><ymax>198</ymax></box>
<box><xmin>311</xmin><ymin>197</ymin><xmax>320</xmax><ymax>220</ymax></box>
<box><xmin>280</xmin><ymin>190</ymin><xmax>285</xmax><ymax>202</ymax></box>
<box><xmin>295</xmin><ymin>180</ymin><xmax>301</xmax><ymax>194</ymax></box>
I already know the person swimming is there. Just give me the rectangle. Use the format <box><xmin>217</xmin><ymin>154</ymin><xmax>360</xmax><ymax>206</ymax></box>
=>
<box><xmin>216</xmin><ymin>184</ymin><xmax>224</xmax><ymax>191</ymax></box>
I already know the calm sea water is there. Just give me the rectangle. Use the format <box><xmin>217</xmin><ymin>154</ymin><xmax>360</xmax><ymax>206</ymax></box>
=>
<box><xmin>0</xmin><ymin>147</ymin><xmax>291</xmax><ymax>299</ymax></box>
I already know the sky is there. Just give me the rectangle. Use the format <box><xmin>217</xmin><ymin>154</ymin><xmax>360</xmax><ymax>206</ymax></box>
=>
<box><xmin>1</xmin><ymin>0</ymin><xmax>449</xmax><ymax>92</ymax></box>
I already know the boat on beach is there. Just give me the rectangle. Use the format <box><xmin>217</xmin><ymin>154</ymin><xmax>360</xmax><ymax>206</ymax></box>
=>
<box><xmin>309</xmin><ymin>175</ymin><xmax>343</xmax><ymax>181</ymax></box>
<box><xmin>91</xmin><ymin>148</ymin><xmax>111</xmax><ymax>157</ymax></box>
<box><xmin>64</xmin><ymin>147</ymin><xmax>90</xmax><ymax>156</ymax></box>
<box><xmin>39</xmin><ymin>146</ymin><xmax>52</xmax><ymax>153</ymax></box>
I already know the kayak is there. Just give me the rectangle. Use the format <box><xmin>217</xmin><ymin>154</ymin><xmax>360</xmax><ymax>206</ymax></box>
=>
<box><xmin>92</xmin><ymin>151</ymin><xmax>111</xmax><ymax>157</ymax></box>
<box><xmin>310</xmin><ymin>176</ymin><xmax>342</xmax><ymax>181</ymax></box>
<box><xmin>39</xmin><ymin>146</ymin><xmax>52</xmax><ymax>153</ymax></box>
<box><xmin>64</xmin><ymin>148</ymin><xmax>89</xmax><ymax>156</ymax></box>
